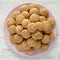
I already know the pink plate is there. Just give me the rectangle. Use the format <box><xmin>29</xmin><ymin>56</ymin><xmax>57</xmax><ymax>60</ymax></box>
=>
<box><xmin>4</xmin><ymin>3</ymin><xmax>58</xmax><ymax>57</ymax></box>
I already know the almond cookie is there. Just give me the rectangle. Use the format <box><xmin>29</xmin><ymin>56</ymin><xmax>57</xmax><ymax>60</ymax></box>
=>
<box><xmin>30</xmin><ymin>14</ymin><xmax>39</xmax><ymax>22</ymax></box>
<box><xmin>22</xmin><ymin>19</ymin><xmax>30</xmax><ymax>28</ymax></box>
<box><xmin>25</xmin><ymin>48</ymin><xmax>34</xmax><ymax>55</ymax></box>
<box><xmin>16</xmin><ymin>15</ymin><xmax>25</xmax><ymax>24</ymax></box>
<box><xmin>47</xmin><ymin>18</ymin><xmax>55</xmax><ymax>28</ymax></box>
<box><xmin>39</xmin><ymin>16</ymin><xmax>46</xmax><ymax>22</ymax></box>
<box><xmin>49</xmin><ymin>32</ymin><xmax>55</xmax><ymax>42</ymax></box>
<box><xmin>16</xmin><ymin>25</ymin><xmax>23</xmax><ymax>35</ymax></box>
<box><xmin>41</xmin><ymin>21</ymin><xmax>52</xmax><ymax>32</ymax></box>
<box><xmin>10</xmin><ymin>34</ymin><xmax>15</xmax><ymax>43</ymax></box>
<box><xmin>27</xmin><ymin>38</ymin><xmax>36</xmax><ymax>47</ymax></box>
<box><xmin>35</xmin><ymin>22</ymin><xmax>43</xmax><ymax>31</ymax></box>
<box><xmin>30</xmin><ymin>8</ymin><xmax>39</xmax><ymax>15</ymax></box>
<box><xmin>32</xmin><ymin>31</ymin><xmax>43</xmax><ymax>40</ymax></box>
<box><xmin>7</xmin><ymin>18</ymin><xmax>16</xmax><ymax>26</ymax></box>
<box><xmin>40</xmin><ymin>8</ymin><xmax>48</xmax><ymax>17</ymax></box>
<box><xmin>21</xmin><ymin>29</ymin><xmax>31</xmax><ymax>39</ymax></box>
<box><xmin>16</xmin><ymin>43</ymin><xmax>23</xmax><ymax>51</ymax></box>
<box><xmin>27</xmin><ymin>23</ymin><xmax>37</xmax><ymax>33</ymax></box>
<box><xmin>40</xmin><ymin>44</ymin><xmax>48</xmax><ymax>52</ymax></box>
<box><xmin>41</xmin><ymin>35</ymin><xmax>50</xmax><ymax>44</ymax></box>
<box><xmin>20</xmin><ymin>5</ymin><xmax>29</xmax><ymax>12</ymax></box>
<box><xmin>12</xmin><ymin>11</ymin><xmax>20</xmax><ymax>19</ymax></box>
<box><xmin>8</xmin><ymin>25</ymin><xmax>16</xmax><ymax>34</ymax></box>
<box><xmin>22</xmin><ymin>41</ymin><xmax>30</xmax><ymax>50</ymax></box>
<box><xmin>44</xmin><ymin>29</ymin><xmax>52</xmax><ymax>34</ymax></box>
<box><xmin>34</xmin><ymin>41</ymin><xmax>41</xmax><ymax>48</ymax></box>
<box><xmin>29</xmin><ymin>3</ymin><xmax>39</xmax><ymax>9</ymax></box>
<box><xmin>14</xmin><ymin>34</ymin><xmax>23</xmax><ymax>43</ymax></box>
<box><xmin>21</xmin><ymin>11</ymin><xmax>30</xmax><ymax>18</ymax></box>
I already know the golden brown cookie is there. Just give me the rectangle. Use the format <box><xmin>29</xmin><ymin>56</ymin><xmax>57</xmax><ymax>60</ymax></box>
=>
<box><xmin>30</xmin><ymin>14</ymin><xmax>39</xmax><ymax>22</ymax></box>
<box><xmin>25</xmin><ymin>48</ymin><xmax>35</xmax><ymax>55</ymax></box>
<box><xmin>41</xmin><ymin>21</ymin><xmax>52</xmax><ymax>32</ymax></box>
<box><xmin>40</xmin><ymin>8</ymin><xmax>48</xmax><ymax>17</ymax></box>
<box><xmin>47</xmin><ymin>18</ymin><xmax>55</xmax><ymax>28</ymax></box>
<box><xmin>44</xmin><ymin>29</ymin><xmax>52</xmax><ymax>34</ymax></box>
<box><xmin>7</xmin><ymin>18</ymin><xmax>16</xmax><ymax>26</ymax></box>
<box><xmin>39</xmin><ymin>16</ymin><xmax>46</xmax><ymax>22</ymax></box>
<box><xmin>41</xmin><ymin>35</ymin><xmax>50</xmax><ymax>44</ymax></box>
<box><xmin>35</xmin><ymin>22</ymin><xmax>43</xmax><ymax>31</ymax></box>
<box><xmin>12</xmin><ymin>11</ymin><xmax>20</xmax><ymax>19</ymax></box>
<box><xmin>8</xmin><ymin>25</ymin><xmax>16</xmax><ymax>34</ymax></box>
<box><xmin>10</xmin><ymin>34</ymin><xmax>15</xmax><ymax>43</ymax></box>
<box><xmin>22</xmin><ymin>41</ymin><xmax>30</xmax><ymax>50</ymax></box>
<box><xmin>21</xmin><ymin>29</ymin><xmax>31</xmax><ymax>39</ymax></box>
<box><xmin>21</xmin><ymin>11</ymin><xmax>30</xmax><ymax>18</ymax></box>
<box><xmin>32</xmin><ymin>31</ymin><xmax>43</xmax><ymax>40</ymax></box>
<box><xmin>27</xmin><ymin>23</ymin><xmax>37</xmax><ymax>33</ymax></box>
<box><xmin>16</xmin><ymin>25</ymin><xmax>23</xmax><ymax>35</ymax></box>
<box><xmin>49</xmin><ymin>32</ymin><xmax>55</xmax><ymax>42</ymax></box>
<box><xmin>34</xmin><ymin>41</ymin><xmax>41</xmax><ymax>48</ymax></box>
<box><xmin>27</xmin><ymin>38</ymin><xmax>36</xmax><ymax>47</ymax></box>
<box><xmin>20</xmin><ymin>5</ymin><xmax>29</xmax><ymax>12</ymax></box>
<box><xmin>16</xmin><ymin>43</ymin><xmax>23</xmax><ymax>51</ymax></box>
<box><xmin>22</xmin><ymin>19</ymin><xmax>30</xmax><ymax>28</ymax></box>
<box><xmin>40</xmin><ymin>44</ymin><xmax>48</xmax><ymax>52</ymax></box>
<box><xmin>14</xmin><ymin>34</ymin><xmax>23</xmax><ymax>43</ymax></box>
<box><xmin>16</xmin><ymin>15</ymin><xmax>25</xmax><ymax>24</ymax></box>
<box><xmin>29</xmin><ymin>3</ymin><xmax>39</xmax><ymax>9</ymax></box>
<box><xmin>29</xmin><ymin>8</ymin><xmax>39</xmax><ymax>15</ymax></box>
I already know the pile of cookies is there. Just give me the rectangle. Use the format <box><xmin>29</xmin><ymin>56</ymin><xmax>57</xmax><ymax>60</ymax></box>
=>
<box><xmin>7</xmin><ymin>3</ymin><xmax>55</xmax><ymax>55</ymax></box>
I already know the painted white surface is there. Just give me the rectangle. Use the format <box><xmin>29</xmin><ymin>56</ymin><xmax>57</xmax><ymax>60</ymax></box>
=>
<box><xmin>0</xmin><ymin>0</ymin><xmax>60</xmax><ymax>60</ymax></box>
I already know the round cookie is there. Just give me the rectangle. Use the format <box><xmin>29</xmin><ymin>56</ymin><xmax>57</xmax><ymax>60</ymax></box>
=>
<box><xmin>16</xmin><ymin>15</ymin><xmax>25</xmax><ymax>24</ymax></box>
<box><xmin>10</xmin><ymin>34</ymin><xmax>15</xmax><ymax>43</ymax></box>
<box><xmin>40</xmin><ymin>8</ymin><xmax>48</xmax><ymax>17</ymax></box>
<box><xmin>30</xmin><ymin>14</ymin><xmax>39</xmax><ymax>22</ymax></box>
<box><xmin>7</xmin><ymin>18</ymin><xmax>16</xmax><ymax>26</ymax></box>
<box><xmin>16</xmin><ymin>25</ymin><xmax>23</xmax><ymax>35</ymax></box>
<box><xmin>20</xmin><ymin>5</ymin><xmax>29</xmax><ymax>12</ymax></box>
<box><xmin>39</xmin><ymin>16</ymin><xmax>46</xmax><ymax>22</ymax></box>
<box><xmin>12</xmin><ymin>11</ymin><xmax>20</xmax><ymax>19</ymax></box>
<box><xmin>32</xmin><ymin>31</ymin><xmax>43</xmax><ymax>40</ymax></box>
<box><xmin>14</xmin><ymin>34</ymin><xmax>23</xmax><ymax>43</ymax></box>
<box><xmin>35</xmin><ymin>22</ymin><xmax>43</xmax><ymax>31</ymax></box>
<box><xmin>25</xmin><ymin>48</ymin><xmax>34</xmax><ymax>55</ymax></box>
<box><xmin>22</xmin><ymin>19</ymin><xmax>30</xmax><ymax>28</ymax></box>
<box><xmin>49</xmin><ymin>32</ymin><xmax>55</xmax><ymax>42</ymax></box>
<box><xmin>41</xmin><ymin>35</ymin><xmax>50</xmax><ymax>44</ymax></box>
<box><xmin>21</xmin><ymin>29</ymin><xmax>31</xmax><ymax>39</ymax></box>
<box><xmin>29</xmin><ymin>8</ymin><xmax>39</xmax><ymax>15</ymax></box>
<box><xmin>29</xmin><ymin>3</ymin><xmax>39</xmax><ymax>9</ymax></box>
<box><xmin>8</xmin><ymin>25</ymin><xmax>16</xmax><ymax>34</ymax></box>
<box><xmin>44</xmin><ymin>29</ymin><xmax>52</xmax><ymax>34</ymax></box>
<box><xmin>16</xmin><ymin>43</ymin><xmax>23</xmax><ymax>51</ymax></box>
<box><xmin>40</xmin><ymin>44</ymin><xmax>48</xmax><ymax>52</ymax></box>
<box><xmin>27</xmin><ymin>23</ymin><xmax>37</xmax><ymax>33</ymax></box>
<box><xmin>22</xmin><ymin>41</ymin><xmax>30</xmax><ymax>50</ymax></box>
<box><xmin>27</xmin><ymin>38</ymin><xmax>36</xmax><ymax>47</ymax></box>
<box><xmin>47</xmin><ymin>18</ymin><xmax>55</xmax><ymax>28</ymax></box>
<box><xmin>41</xmin><ymin>21</ymin><xmax>52</xmax><ymax>32</ymax></box>
<box><xmin>21</xmin><ymin>11</ymin><xmax>30</xmax><ymax>18</ymax></box>
<box><xmin>34</xmin><ymin>41</ymin><xmax>41</xmax><ymax>48</ymax></box>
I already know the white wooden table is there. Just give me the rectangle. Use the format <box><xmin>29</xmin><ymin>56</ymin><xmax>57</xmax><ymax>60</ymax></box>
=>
<box><xmin>0</xmin><ymin>0</ymin><xmax>60</xmax><ymax>60</ymax></box>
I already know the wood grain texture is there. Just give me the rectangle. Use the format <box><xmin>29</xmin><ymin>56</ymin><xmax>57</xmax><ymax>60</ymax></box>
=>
<box><xmin>0</xmin><ymin>0</ymin><xmax>60</xmax><ymax>60</ymax></box>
